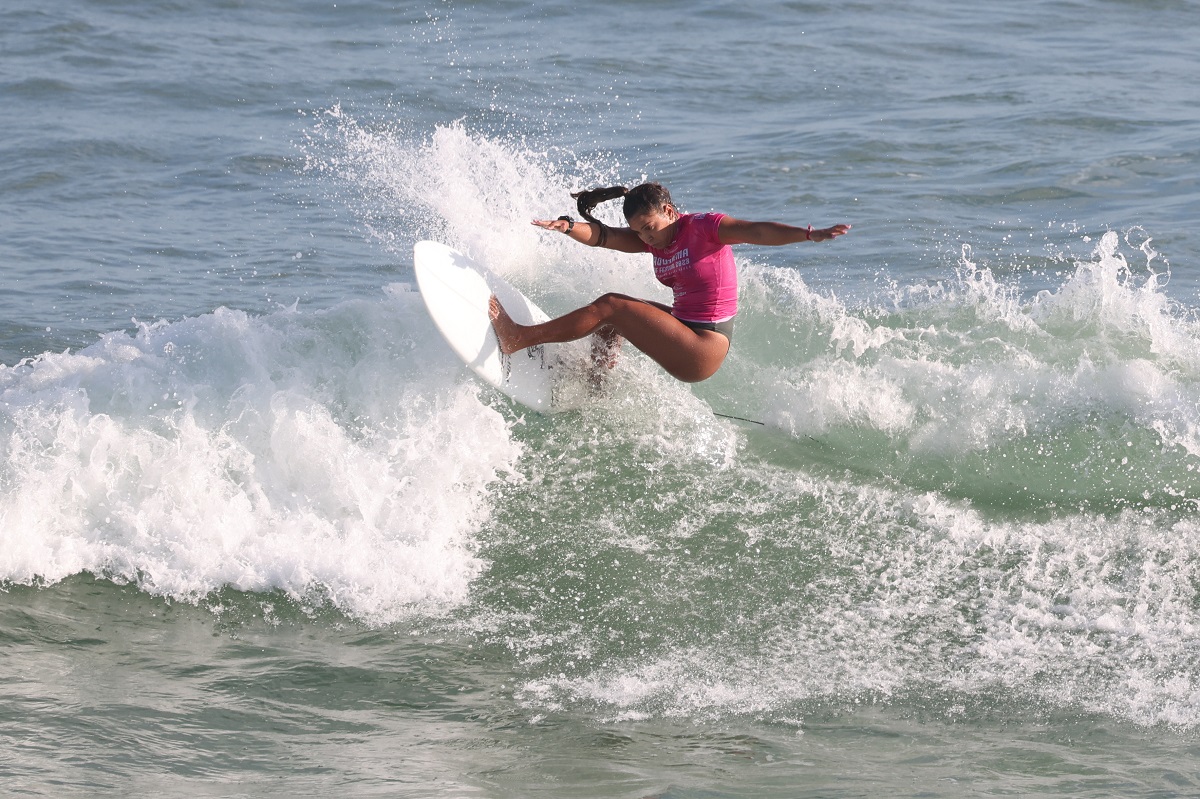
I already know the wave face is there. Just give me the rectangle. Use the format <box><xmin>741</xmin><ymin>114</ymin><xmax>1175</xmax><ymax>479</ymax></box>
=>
<box><xmin>4</xmin><ymin>121</ymin><xmax>1199</xmax><ymax>731</ymax></box>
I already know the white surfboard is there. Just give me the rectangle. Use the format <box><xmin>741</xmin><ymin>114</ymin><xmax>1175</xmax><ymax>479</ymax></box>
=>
<box><xmin>413</xmin><ymin>241</ymin><xmax>589</xmax><ymax>413</ymax></box>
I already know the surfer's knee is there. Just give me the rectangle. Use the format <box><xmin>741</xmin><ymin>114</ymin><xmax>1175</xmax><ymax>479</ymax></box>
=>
<box><xmin>590</xmin><ymin>292</ymin><xmax>645</xmax><ymax>320</ymax></box>
<box><xmin>588</xmin><ymin>293</ymin><xmax>623</xmax><ymax>320</ymax></box>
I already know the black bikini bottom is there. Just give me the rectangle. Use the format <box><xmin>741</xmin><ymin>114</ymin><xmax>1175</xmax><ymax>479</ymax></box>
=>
<box><xmin>677</xmin><ymin>316</ymin><xmax>734</xmax><ymax>343</ymax></box>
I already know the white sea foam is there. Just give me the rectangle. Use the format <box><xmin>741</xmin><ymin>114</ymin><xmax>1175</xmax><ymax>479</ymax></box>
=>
<box><xmin>0</xmin><ymin>290</ymin><xmax>522</xmax><ymax>623</ymax></box>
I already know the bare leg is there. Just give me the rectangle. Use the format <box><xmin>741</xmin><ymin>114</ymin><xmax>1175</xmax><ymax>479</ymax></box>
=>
<box><xmin>489</xmin><ymin>293</ymin><xmax>729</xmax><ymax>383</ymax></box>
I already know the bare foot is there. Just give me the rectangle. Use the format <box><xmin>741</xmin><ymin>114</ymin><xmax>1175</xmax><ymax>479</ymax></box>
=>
<box><xmin>590</xmin><ymin>325</ymin><xmax>623</xmax><ymax>370</ymax></box>
<box><xmin>488</xmin><ymin>295</ymin><xmax>525</xmax><ymax>355</ymax></box>
<box><xmin>584</xmin><ymin>325</ymin><xmax>620</xmax><ymax>394</ymax></box>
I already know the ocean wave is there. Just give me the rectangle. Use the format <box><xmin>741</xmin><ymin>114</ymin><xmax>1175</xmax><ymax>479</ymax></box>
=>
<box><xmin>0</xmin><ymin>291</ymin><xmax>521</xmax><ymax>624</ymax></box>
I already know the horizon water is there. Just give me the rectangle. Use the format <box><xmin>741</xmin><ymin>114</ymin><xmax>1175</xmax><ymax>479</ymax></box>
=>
<box><xmin>3</xmin><ymin>1</ymin><xmax>1200</xmax><ymax>796</ymax></box>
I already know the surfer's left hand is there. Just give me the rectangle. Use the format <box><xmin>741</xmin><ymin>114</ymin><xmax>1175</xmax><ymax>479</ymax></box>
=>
<box><xmin>809</xmin><ymin>224</ymin><xmax>851</xmax><ymax>242</ymax></box>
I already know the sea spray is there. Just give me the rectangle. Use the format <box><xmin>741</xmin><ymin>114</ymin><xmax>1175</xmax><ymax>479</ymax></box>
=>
<box><xmin>302</xmin><ymin>112</ymin><xmax>662</xmax><ymax>303</ymax></box>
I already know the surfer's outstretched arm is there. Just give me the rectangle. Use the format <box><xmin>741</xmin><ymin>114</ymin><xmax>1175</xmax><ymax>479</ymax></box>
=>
<box><xmin>531</xmin><ymin>217</ymin><xmax>643</xmax><ymax>253</ymax></box>
<box><xmin>490</xmin><ymin>293</ymin><xmax>729</xmax><ymax>383</ymax></box>
<box><xmin>718</xmin><ymin>218</ymin><xmax>851</xmax><ymax>246</ymax></box>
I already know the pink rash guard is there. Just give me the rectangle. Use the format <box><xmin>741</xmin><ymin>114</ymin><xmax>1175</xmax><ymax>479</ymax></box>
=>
<box><xmin>645</xmin><ymin>212</ymin><xmax>738</xmax><ymax>323</ymax></box>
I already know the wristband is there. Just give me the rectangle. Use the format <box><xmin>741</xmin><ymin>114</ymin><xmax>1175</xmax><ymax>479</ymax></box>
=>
<box><xmin>557</xmin><ymin>215</ymin><xmax>575</xmax><ymax>234</ymax></box>
<box><xmin>805</xmin><ymin>225</ymin><xmax>813</xmax><ymax>241</ymax></box>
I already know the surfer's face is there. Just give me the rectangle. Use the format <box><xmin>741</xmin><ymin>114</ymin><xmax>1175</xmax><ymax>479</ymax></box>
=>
<box><xmin>627</xmin><ymin>205</ymin><xmax>679</xmax><ymax>249</ymax></box>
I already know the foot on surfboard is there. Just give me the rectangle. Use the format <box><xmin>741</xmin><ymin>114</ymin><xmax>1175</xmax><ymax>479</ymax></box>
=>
<box><xmin>488</xmin><ymin>295</ymin><xmax>525</xmax><ymax>355</ymax></box>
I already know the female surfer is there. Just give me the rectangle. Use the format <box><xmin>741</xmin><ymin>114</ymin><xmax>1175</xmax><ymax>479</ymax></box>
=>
<box><xmin>489</xmin><ymin>183</ymin><xmax>850</xmax><ymax>383</ymax></box>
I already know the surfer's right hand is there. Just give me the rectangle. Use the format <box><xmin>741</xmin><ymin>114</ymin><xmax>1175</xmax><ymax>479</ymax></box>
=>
<box><xmin>532</xmin><ymin>218</ymin><xmax>571</xmax><ymax>234</ymax></box>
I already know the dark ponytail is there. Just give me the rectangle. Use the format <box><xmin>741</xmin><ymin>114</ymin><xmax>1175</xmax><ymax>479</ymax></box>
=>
<box><xmin>571</xmin><ymin>186</ymin><xmax>628</xmax><ymax>224</ymax></box>
<box><xmin>570</xmin><ymin>182</ymin><xmax>675</xmax><ymax>224</ymax></box>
